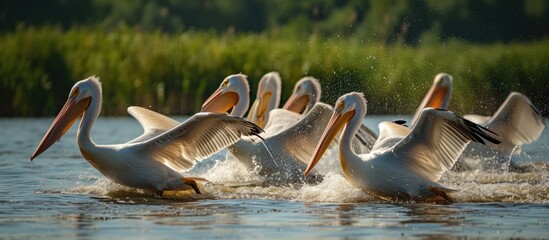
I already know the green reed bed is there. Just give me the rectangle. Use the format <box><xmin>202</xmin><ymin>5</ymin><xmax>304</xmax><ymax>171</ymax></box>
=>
<box><xmin>1</xmin><ymin>27</ymin><xmax>548</xmax><ymax>116</ymax></box>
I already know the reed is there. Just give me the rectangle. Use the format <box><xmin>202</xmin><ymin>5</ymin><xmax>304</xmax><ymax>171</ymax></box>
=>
<box><xmin>1</xmin><ymin>27</ymin><xmax>548</xmax><ymax>116</ymax></box>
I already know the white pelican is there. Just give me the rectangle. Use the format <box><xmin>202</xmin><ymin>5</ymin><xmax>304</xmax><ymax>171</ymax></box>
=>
<box><xmin>30</xmin><ymin>76</ymin><xmax>263</xmax><ymax>195</ymax></box>
<box><xmin>457</xmin><ymin>92</ymin><xmax>546</xmax><ymax>171</ymax></box>
<box><xmin>246</xmin><ymin>72</ymin><xmax>282</xmax><ymax>128</ymax></box>
<box><xmin>304</xmin><ymin>92</ymin><xmax>501</xmax><ymax>202</ymax></box>
<box><xmin>411</xmin><ymin>74</ymin><xmax>545</xmax><ymax>171</ymax></box>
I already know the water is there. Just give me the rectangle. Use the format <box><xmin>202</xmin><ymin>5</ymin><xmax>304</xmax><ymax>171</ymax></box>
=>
<box><xmin>1</xmin><ymin>116</ymin><xmax>549</xmax><ymax>239</ymax></box>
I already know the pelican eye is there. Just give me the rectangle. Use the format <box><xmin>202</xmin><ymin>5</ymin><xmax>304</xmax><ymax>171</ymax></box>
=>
<box><xmin>71</xmin><ymin>88</ymin><xmax>80</xmax><ymax>97</ymax></box>
<box><xmin>336</xmin><ymin>101</ymin><xmax>345</xmax><ymax>112</ymax></box>
<box><xmin>221</xmin><ymin>80</ymin><xmax>229</xmax><ymax>88</ymax></box>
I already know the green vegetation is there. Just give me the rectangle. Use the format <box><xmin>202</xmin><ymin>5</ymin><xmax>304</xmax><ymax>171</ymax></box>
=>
<box><xmin>1</xmin><ymin>27</ymin><xmax>548</xmax><ymax>116</ymax></box>
<box><xmin>2</xmin><ymin>1</ymin><xmax>549</xmax><ymax>116</ymax></box>
<box><xmin>3</xmin><ymin>0</ymin><xmax>549</xmax><ymax>44</ymax></box>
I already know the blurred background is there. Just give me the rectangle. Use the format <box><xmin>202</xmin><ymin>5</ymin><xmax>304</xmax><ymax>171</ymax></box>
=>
<box><xmin>1</xmin><ymin>0</ymin><xmax>548</xmax><ymax>116</ymax></box>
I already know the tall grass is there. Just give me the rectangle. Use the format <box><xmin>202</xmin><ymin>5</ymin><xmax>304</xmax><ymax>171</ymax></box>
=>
<box><xmin>1</xmin><ymin>26</ymin><xmax>548</xmax><ymax>116</ymax></box>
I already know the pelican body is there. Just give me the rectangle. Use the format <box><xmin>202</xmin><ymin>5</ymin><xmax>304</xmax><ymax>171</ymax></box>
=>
<box><xmin>305</xmin><ymin>92</ymin><xmax>501</xmax><ymax>202</ymax></box>
<box><xmin>229</xmin><ymin>103</ymin><xmax>334</xmax><ymax>183</ymax></box>
<box><xmin>457</xmin><ymin>92</ymin><xmax>546</xmax><ymax>171</ymax></box>
<box><xmin>31</xmin><ymin>76</ymin><xmax>263</xmax><ymax>194</ymax></box>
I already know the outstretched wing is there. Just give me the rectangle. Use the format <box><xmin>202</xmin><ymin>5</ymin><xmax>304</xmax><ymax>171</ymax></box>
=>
<box><xmin>370</xmin><ymin>121</ymin><xmax>410</xmax><ymax>153</ymax></box>
<box><xmin>484</xmin><ymin>92</ymin><xmax>545</xmax><ymax>147</ymax></box>
<box><xmin>127</xmin><ymin>106</ymin><xmax>180</xmax><ymax>143</ymax></box>
<box><xmin>138</xmin><ymin>113</ymin><xmax>263</xmax><ymax>172</ymax></box>
<box><xmin>268</xmin><ymin>102</ymin><xmax>335</xmax><ymax>164</ymax></box>
<box><xmin>262</xmin><ymin>108</ymin><xmax>304</xmax><ymax>136</ymax></box>
<box><xmin>391</xmin><ymin>108</ymin><xmax>500</xmax><ymax>181</ymax></box>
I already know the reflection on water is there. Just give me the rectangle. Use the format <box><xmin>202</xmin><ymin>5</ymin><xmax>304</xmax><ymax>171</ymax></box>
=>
<box><xmin>1</xmin><ymin>117</ymin><xmax>549</xmax><ymax>239</ymax></box>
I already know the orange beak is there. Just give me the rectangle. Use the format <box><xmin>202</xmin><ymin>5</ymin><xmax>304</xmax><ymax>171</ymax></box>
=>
<box><xmin>246</xmin><ymin>99</ymin><xmax>259</xmax><ymax>122</ymax></box>
<box><xmin>304</xmin><ymin>109</ymin><xmax>354</xmax><ymax>176</ymax></box>
<box><xmin>257</xmin><ymin>92</ymin><xmax>272</xmax><ymax>118</ymax></box>
<box><xmin>30</xmin><ymin>96</ymin><xmax>91</xmax><ymax>160</ymax></box>
<box><xmin>283</xmin><ymin>93</ymin><xmax>309</xmax><ymax>114</ymax></box>
<box><xmin>423</xmin><ymin>85</ymin><xmax>450</xmax><ymax>110</ymax></box>
<box><xmin>249</xmin><ymin>91</ymin><xmax>272</xmax><ymax>128</ymax></box>
<box><xmin>202</xmin><ymin>88</ymin><xmax>239</xmax><ymax>113</ymax></box>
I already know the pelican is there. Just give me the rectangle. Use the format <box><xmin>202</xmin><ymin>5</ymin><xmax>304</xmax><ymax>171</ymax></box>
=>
<box><xmin>30</xmin><ymin>76</ymin><xmax>263</xmax><ymax>195</ymax></box>
<box><xmin>246</xmin><ymin>72</ymin><xmax>282</xmax><ymax>128</ymax></box>
<box><xmin>304</xmin><ymin>92</ymin><xmax>501</xmax><ymax>202</ymax></box>
<box><xmin>410</xmin><ymin>74</ymin><xmax>545</xmax><ymax>171</ymax></box>
<box><xmin>457</xmin><ymin>92</ymin><xmax>546</xmax><ymax>171</ymax></box>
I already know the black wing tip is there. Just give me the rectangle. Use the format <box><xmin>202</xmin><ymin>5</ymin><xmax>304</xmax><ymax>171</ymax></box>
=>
<box><xmin>392</xmin><ymin>120</ymin><xmax>407</xmax><ymax>126</ymax></box>
<box><xmin>530</xmin><ymin>103</ymin><xmax>542</xmax><ymax>117</ymax></box>
<box><xmin>241</xmin><ymin>119</ymin><xmax>265</xmax><ymax>141</ymax></box>
<box><xmin>528</xmin><ymin>103</ymin><xmax>546</xmax><ymax>127</ymax></box>
<box><xmin>447</xmin><ymin>111</ymin><xmax>501</xmax><ymax>145</ymax></box>
<box><xmin>462</xmin><ymin>116</ymin><xmax>501</xmax><ymax>145</ymax></box>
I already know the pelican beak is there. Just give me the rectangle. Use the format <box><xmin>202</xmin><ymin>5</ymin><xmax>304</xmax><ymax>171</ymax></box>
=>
<box><xmin>202</xmin><ymin>88</ymin><xmax>239</xmax><ymax>113</ymax></box>
<box><xmin>247</xmin><ymin>99</ymin><xmax>259</xmax><ymax>122</ymax></box>
<box><xmin>31</xmin><ymin>96</ymin><xmax>91</xmax><ymax>160</ymax></box>
<box><xmin>304</xmin><ymin>109</ymin><xmax>354</xmax><ymax>176</ymax></box>
<box><xmin>251</xmin><ymin>92</ymin><xmax>272</xmax><ymax>128</ymax></box>
<box><xmin>424</xmin><ymin>85</ymin><xmax>450</xmax><ymax>109</ymax></box>
<box><xmin>283</xmin><ymin>93</ymin><xmax>309</xmax><ymax>114</ymax></box>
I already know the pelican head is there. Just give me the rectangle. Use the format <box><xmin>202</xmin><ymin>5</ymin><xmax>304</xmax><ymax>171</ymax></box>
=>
<box><xmin>31</xmin><ymin>76</ymin><xmax>100</xmax><ymax>160</ymax></box>
<box><xmin>247</xmin><ymin>72</ymin><xmax>281</xmax><ymax>128</ymax></box>
<box><xmin>426</xmin><ymin>73</ymin><xmax>453</xmax><ymax>109</ymax></box>
<box><xmin>304</xmin><ymin>92</ymin><xmax>367</xmax><ymax>176</ymax></box>
<box><xmin>283</xmin><ymin>77</ymin><xmax>321</xmax><ymax>114</ymax></box>
<box><xmin>411</xmin><ymin>73</ymin><xmax>453</xmax><ymax>126</ymax></box>
<box><xmin>202</xmin><ymin>74</ymin><xmax>250</xmax><ymax>117</ymax></box>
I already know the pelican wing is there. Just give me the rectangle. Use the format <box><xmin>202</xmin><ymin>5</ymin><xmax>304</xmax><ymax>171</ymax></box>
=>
<box><xmin>484</xmin><ymin>92</ymin><xmax>545</xmax><ymax>146</ymax></box>
<box><xmin>463</xmin><ymin>114</ymin><xmax>491</xmax><ymax>125</ymax></box>
<box><xmin>370</xmin><ymin>121</ymin><xmax>410</xmax><ymax>153</ymax></box>
<box><xmin>139</xmin><ymin>113</ymin><xmax>263</xmax><ymax>172</ymax></box>
<box><xmin>262</xmin><ymin>108</ymin><xmax>303</xmax><ymax>136</ymax></box>
<box><xmin>269</xmin><ymin>102</ymin><xmax>334</xmax><ymax>164</ymax></box>
<box><xmin>391</xmin><ymin>108</ymin><xmax>500</xmax><ymax>181</ymax></box>
<box><xmin>127</xmin><ymin>106</ymin><xmax>180</xmax><ymax>143</ymax></box>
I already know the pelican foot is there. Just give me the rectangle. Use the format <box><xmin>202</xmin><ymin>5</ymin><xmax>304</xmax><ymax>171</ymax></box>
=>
<box><xmin>183</xmin><ymin>179</ymin><xmax>202</xmax><ymax>194</ymax></box>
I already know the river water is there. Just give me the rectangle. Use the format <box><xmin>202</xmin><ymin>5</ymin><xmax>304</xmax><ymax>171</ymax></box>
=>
<box><xmin>1</xmin><ymin>116</ymin><xmax>548</xmax><ymax>239</ymax></box>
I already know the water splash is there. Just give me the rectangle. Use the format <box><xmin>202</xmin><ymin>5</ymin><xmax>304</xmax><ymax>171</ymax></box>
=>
<box><xmin>64</xmin><ymin>152</ymin><xmax>549</xmax><ymax>204</ymax></box>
